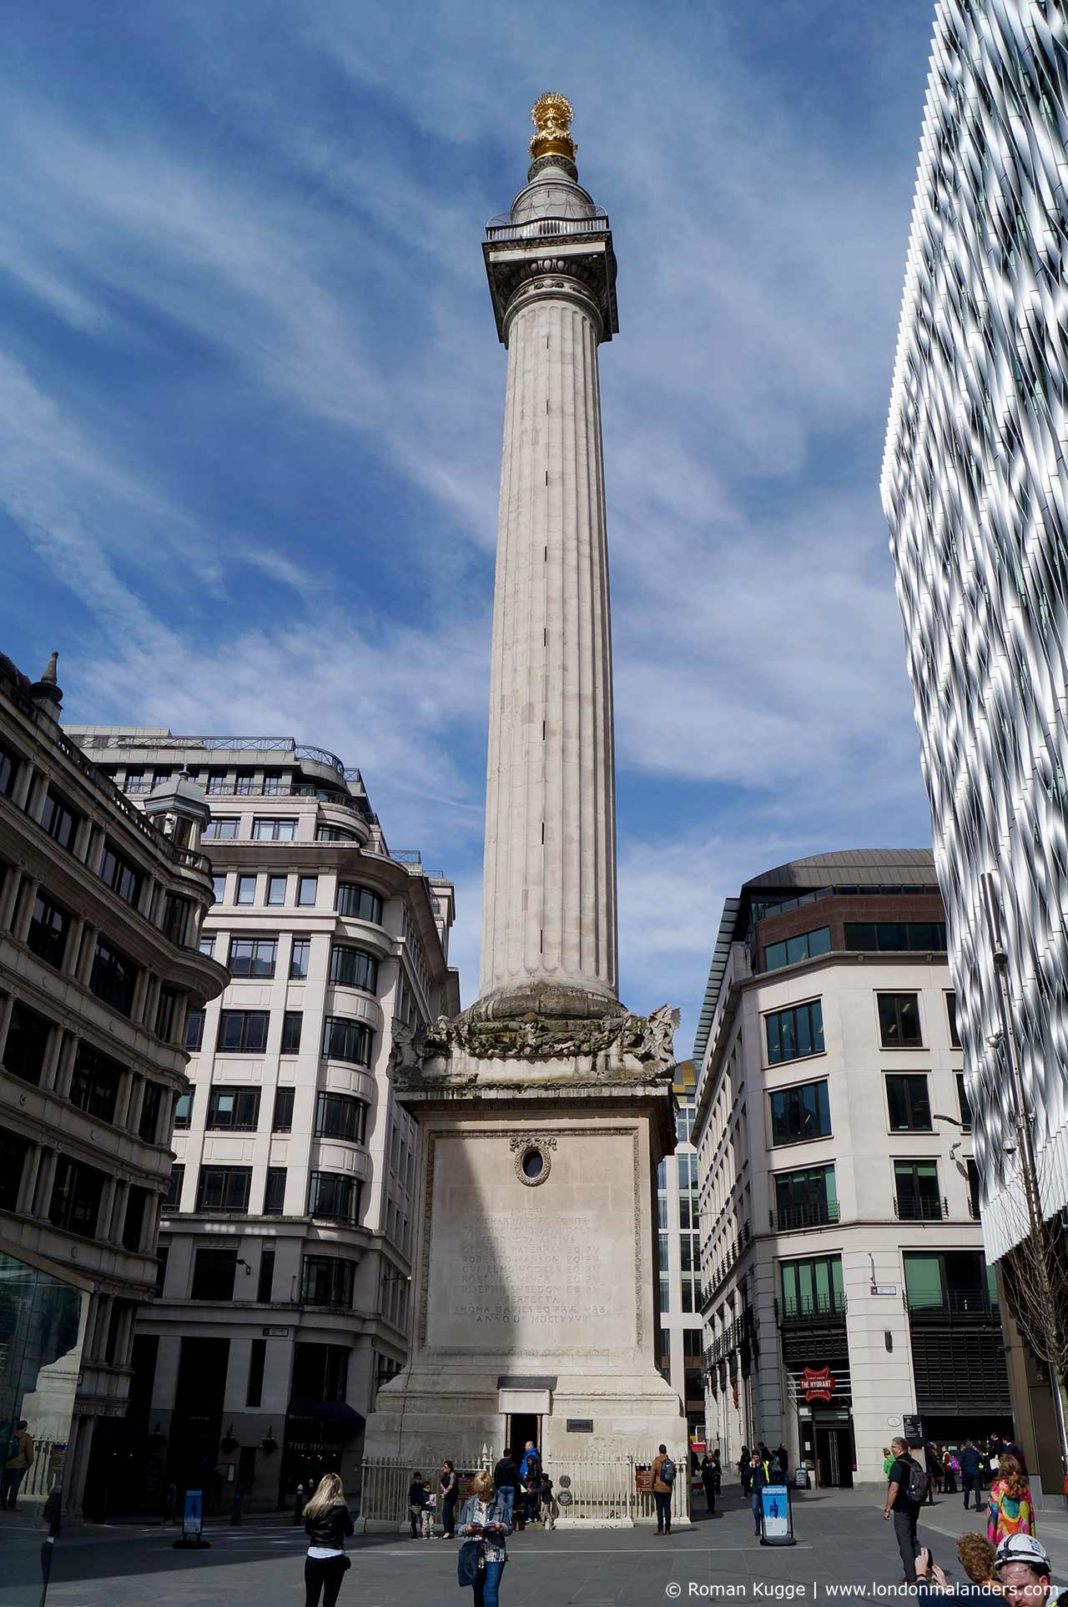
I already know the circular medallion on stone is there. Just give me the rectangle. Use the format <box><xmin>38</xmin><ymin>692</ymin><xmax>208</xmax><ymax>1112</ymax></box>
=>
<box><xmin>515</xmin><ymin>1142</ymin><xmax>552</xmax><ymax>1187</ymax></box>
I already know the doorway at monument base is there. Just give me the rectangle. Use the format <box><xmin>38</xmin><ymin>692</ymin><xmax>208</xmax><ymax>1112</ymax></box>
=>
<box><xmin>360</xmin><ymin>1013</ymin><xmax>686</xmax><ymax>1520</ymax></box>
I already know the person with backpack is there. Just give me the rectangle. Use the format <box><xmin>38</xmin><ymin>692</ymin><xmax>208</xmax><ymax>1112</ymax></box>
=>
<box><xmin>884</xmin><ymin>1436</ymin><xmax>927</xmax><ymax>1585</ymax></box>
<box><xmin>1</xmin><ymin>1420</ymin><xmax>34</xmax><ymax>1511</ymax></box>
<box><xmin>651</xmin><ymin>1444</ymin><xmax>676</xmax><ymax>1536</ymax></box>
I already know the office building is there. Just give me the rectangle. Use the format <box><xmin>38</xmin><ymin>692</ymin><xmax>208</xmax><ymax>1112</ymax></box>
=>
<box><xmin>693</xmin><ymin>851</ymin><xmax>1009</xmax><ymax>1486</ymax></box>
<box><xmin>69</xmin><ymin>728</ymin><xmax>458</xmax><ymax>1508</ymax></box>
<box><xmin>883</xmin><ymin>0</ymin><xmax>1068</xmax><ymax>1487</ymax></box>
<box><xmin>657</xmin><ymin>1061</ymin><xmax>705</xmax><ymax>1450</ymax></box>
<box><xmin>0</xmin><ymin>657</ymin><xmax>225</xmax><ymax>1515</ymax></box>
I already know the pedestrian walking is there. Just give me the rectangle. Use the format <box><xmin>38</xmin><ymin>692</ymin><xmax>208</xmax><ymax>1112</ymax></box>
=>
<box><xmin>924</xmin><ymin>1441</ymin><xmax>940</xmax><ymax>1503</ymax></box>
<box><xmin>738</xmin><ymin>1446</ymin><xmax>752</xmax><ymax>1496</ymax></box>
<box><xmin>538</xmin><ymin>1470</ymin><xmax>556</xmax><ymax>1531</ymax></box>
<box><xmin>491</xmin><ymin>1452</ymin><xmax>522</xmax><ymax>1529</ymax></box>
<box><xmin>987</xmin><ymin>1456</ymin><xmax>1035</xmax><ymax>1546</ymax></box>
<box><xmin>1</xmin><ymin>1420</ymin><xmax>34</xmax><ymax>1511</ymax></box>
<box><xmin>884</xmin><ymin>1436</ymin><xmax>926</xmax><ymax>1585</ymax></box>
<box><xmin>407</xmin><ymin>1471</ymin><xmax>429</xmax><ymax>1539</ymax></box>
<box><xmin>749</xmin><ymin>1452</ymin><xmax>769</xmax><ymax>1537</ymax></box>
<box><xmin>440</xmin><ymin>1460</ymin><xmax>459</xmax><ymax>1539</ymax></box>
<box><xmin>773</xmin><ymin>1443</ymin><xmax>790</xmax><ymax>1482</ymax></box>
<box><xmin>517</xmin><ymin>1441</ymin><xmax>540</xmax><ymax>1483</ymax></box>
<box><xmin>960</xmin><ymin>1441</ymin><xmax>983</xmax><ymax>1510</ymax></box>
<box><xmin>700</xmin><ymin>1453</ymin><xmax>717</xmax><ymax>1514</ymax></box>
<box><xmin>458</xmin><ymin>1467</ymin><xmax>512</xmax><ymax>1607</ymax></box>
<box><xmin>651</xmin><ymin>1444</ymin><xmax>676</xmax><ymax>1536</ymax></box>
<box><xmin>302</xmin><ymin>1472</ymin><xmax>354</xmax><ymax>1607</ymax></box>
<box><xmin>883</xmin><ymin>1447</ymin><xmax>895</xmax><ymax>1478</ymax></box>
<box><xmin>943</xmin><ymin>1449</ymin><xmax>959</xmax><ymax>1495</ymax></box>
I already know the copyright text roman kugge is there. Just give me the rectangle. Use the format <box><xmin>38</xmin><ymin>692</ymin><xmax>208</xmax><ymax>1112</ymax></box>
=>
<box><xmin>664</xmin><ymin>1585</ymin><xmax>921</xmax><ymax>1599</ymax></box>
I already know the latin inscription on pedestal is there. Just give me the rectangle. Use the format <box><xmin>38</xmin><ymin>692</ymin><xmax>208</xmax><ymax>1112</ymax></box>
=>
<box><xmin>423</xmin><ymin>1129</ymin><xmax>638</xmax><ymax>1355</ymax></box>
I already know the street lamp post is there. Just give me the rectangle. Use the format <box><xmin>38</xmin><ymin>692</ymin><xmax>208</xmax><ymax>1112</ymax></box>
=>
<box><xmin>979</xmin><ymin>872</ymin><xmax>1068</xmax><ymax>1480</ymax></box>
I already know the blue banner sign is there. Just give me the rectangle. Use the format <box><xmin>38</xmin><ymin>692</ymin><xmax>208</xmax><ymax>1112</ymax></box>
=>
<box><xmin>760</xmin><ymin>1483</ymin><xmax>795</xmax><ymax>1546</ymax></box>
<box><xmin>183</xmin><ymin>1489</ymin><xmax>203</xmax><ymax>1539</ymax></box>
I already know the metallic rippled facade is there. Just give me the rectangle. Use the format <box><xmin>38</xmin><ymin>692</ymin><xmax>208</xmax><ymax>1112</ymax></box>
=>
<box><xmin>882</xmin><ymin>0</ymin><xmax>1068</xmax><ymax>1261</ymax></box>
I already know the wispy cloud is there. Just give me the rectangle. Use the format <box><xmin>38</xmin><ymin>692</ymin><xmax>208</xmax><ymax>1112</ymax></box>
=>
<box><xmin>0</xmin><ymin>0</ymin><xmax>937</xmax><ymax>1044</ymax></box>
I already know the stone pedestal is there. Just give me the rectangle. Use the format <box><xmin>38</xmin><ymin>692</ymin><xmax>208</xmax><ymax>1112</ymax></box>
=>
<box><xmin>362</xmin><ymin>1007</ymin><xmax>685</xmax><ymax>1488</ymax></box>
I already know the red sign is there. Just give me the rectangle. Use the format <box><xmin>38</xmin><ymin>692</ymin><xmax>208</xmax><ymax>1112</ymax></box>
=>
<box><xmin>800</xmin><ymin>1366</ymin><xmax>836</xmax><ymax>1403</ymax></box>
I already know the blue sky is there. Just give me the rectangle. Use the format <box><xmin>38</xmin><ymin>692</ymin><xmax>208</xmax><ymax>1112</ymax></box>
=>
<box><xmin>1</xmin><ymin>0</ymin><xmax>939</xmax><ymax>1048</ymax></box>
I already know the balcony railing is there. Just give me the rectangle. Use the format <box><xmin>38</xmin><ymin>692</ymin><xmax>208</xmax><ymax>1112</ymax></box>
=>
<box><xmin>894</xmin><ymin>1195</ymin><xmax>946</xmax><ymax>1220</ymax></box>
<box><xmin>907</xmin><ymin>1290</ymin><xmax>999</xmax><ymax>1321</ymax></box>
<box><xmin>773</xmin><ymin>1201</ymin><xmax>841</xmax><ymax>1233</ymax></box>
<box><xmin>778</xmin><ymin>1297</ymin><xmax>847</xmax><ymax>1328</ymax></box>
<box><xmin>485</xmin><ymin>209</ymin><xmax>610</xmax><ymax>243</ymax></box>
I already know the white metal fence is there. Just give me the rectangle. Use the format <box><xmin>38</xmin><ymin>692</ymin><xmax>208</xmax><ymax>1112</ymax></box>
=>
<box><xmin>357</xmin><ymin>1449</ymin><xmax>690</xmax><ymax>1529</ymax></box>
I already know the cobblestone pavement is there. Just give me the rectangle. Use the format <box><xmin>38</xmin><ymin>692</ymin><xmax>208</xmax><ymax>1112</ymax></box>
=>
<box><xmin>1</xmin><ymin>1486</ymin><xmax>1065</xmax><ymax>1607</ymax></box>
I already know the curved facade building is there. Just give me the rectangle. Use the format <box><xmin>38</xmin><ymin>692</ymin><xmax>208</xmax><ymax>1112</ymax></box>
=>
<box><xmin>882</xmin><ymin>0</ymin><xmax>1068</xmax><ymax>1266</ymax></box>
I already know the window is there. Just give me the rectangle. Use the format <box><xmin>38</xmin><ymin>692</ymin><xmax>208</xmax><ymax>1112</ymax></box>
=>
<box><xmin>774</xmin><ymin>1164</ymin><xmax>838</xmax><ymax>1230</ymax></box>
<box><xmin>957</xmin><ymin>1072</ymin><xmax>973</xmax><ymax>1132</ymax></box>
<box><xmin>844</xmin><ymin>921</ymin><xmax>946</xmax><ymax>952</ymax></box>
<box><xmin>206</xmin><ymin>772</ymin><xmax>229</xmax><ymax>795</ymax></box>
<box><xmin>161</xmin><ymin>894</ymin><xmax>192</xmax><ymax>946</ymax></box>
<box><xmin>308</xmin><ymin>1172</ymin><xmax>361</xmax><ymax>1224</ymax></box>
<box><xmin>40</xmin><ymin>790</ymin><xmax>79</xmax><ymax>851</ymax></box>
<box><xmin>89</xmin><ymin>939</ymin><xmax>139</xmax><ymax>1016</ymax></box>
<box><xmin>335</xmin><ymin>883</ymin><xmax>383</xmax><ymax>923</ymax></box>
<box><xmin>0</xmin><ymin>1128</ymin><xmax>28</xmax><ymax>1211</ymax></box>
<box><xmin>216</xmin><ymin>1010</ymin><xmax>269</xmax><ymax>1053</ymax></box>
<box><xmin>4</xmin><ymin>1001</ymin><xmax>52</xmax><ymax>1085</ymax></box>
<box><xmin>272</xmin><ymin>1087</ymin><xmax>294</xmax><ymax>1132</ymax></box>
<box><xmin>122</xmin><ymin>1186</ymin><xmax>149</xmax><ymax>1251</ymax></box>
<box><xmin>329</xmin><ymin>944</ymin><xmax>379</xmax><ymax>993</ymax></box>
<box><xmin>317</xmin><ymin>825</ymin><xmax>358</xmax><ymax>842</ymax></box>
<box><xmin>236</xmin><ymin>875</ymin><xmax>257</xmax><ymax>905</ymax></box>
<box><xmin>139</xmin><ymin>1081</ymin><xmax>164</xmax><ymax>1142</ymax></box>
<box><xmin>69</xmin><ymin>1042</ymin><xmax>122</xmax><ymax>1123</ymax></box>
<box><xmin>252</xmin><ymin>817</ymin><xmax>297</xmax><ymax>841</ymax></box>
<box><xmin>300</xmin><ymin>1255</ymin><xmax>356</xmax><ymax>1309</ymax></box>
<box><xmin>292</xmin><ymin>1343</ymin><xmax>349</xmax><ymax>1403</ymax></box>
<box><xmin>0</xmin><ymin>740</ymin><xmax>20</xmax><ymax>798</ymax></box>
<box><xmin>894</xmin><ymin>1160</ymin><xmax>942</xmax><ymax>1219</ymax></box>
<box><xmin>765</xmin><ymin>1000</ymin><xmax>824</xmax><ymax>1064</ymax></box>
<box><xmin>885</xmin><ymin>1074</ymin><xmax>932</xmax><ymax>1132</ymax></box>
<box><xmin>163</xmin><ymin>1162</ymin><xmax>184</xmax><ymax>1211</ymax></box>
<box><xmin>257</xmin><ymin>1249</ymin><xmax>275</xmax><ymax>1302</ymax></box>
<box><xmin>266</xmin><ymin>874</ymin><xmax>287</xmax><ymax>906</ymax></box>
<box><xmin>196</xmin><ymin>1166</ymin><xmax>252</xmax><ymax>1214</ymax></box>
<box><xmin>246</xmin><ymin>1338</ymin><xmax>267</xmax><ymax>1407</ymax></box>
<box><xmin>185</xmin><ymin>1010</ymin><xmax>205</xmax><ymax>1051</ymax></box>
<box><xmin>234</xmin><ymin>771</ymin><xmax>256</xmax><ymax>796</ymax></box>
<box><xmin>49</xmin><ymin>1157</ymin><xmax>106</xmax><ymax>1237</ymax></box>
<box><xmin>227</xmin><ymin>936</ymin><xmax>278</xmax><ymax>978</ymax></box>
<box><xmin>211</xmin><ymin>874</ymin><xmax>226</xmax><ymax>904</ymax></box>
<box><xmin>878</xmin><ymin>993</ymin><xmax>923</xmax><ymax>1047</ymax></box>
<box><xmin>769</xmin><ymin>1080</ymin><xmax>831</xmax><ymax>1145</ymax></box>
<box><xmin>314</xmin><ymin>1091</ymin><xmax>365</xmax><ymax>1142</ymax></box>
<box><xmin>764</xmin><ymin>926</ymin><xmax>832</xmax><ymax>972</ymax></box>
<box><xmin>203</xmin><ymin>818</ymin><xmax>240</xmax><ymax>841</ymax></box>
<box><xmin>322</xmin><ymin>1015</ymin><xmax>372</xmax><ymax>1066</ymax></box>
<box><xmin>281</xmin><ymin>1011</ymin><xmax>302</xmax><ymax>1053</ymax></box>
<box><xmin>124</xmin><ymin>770</ymin><xmax>146</xmax><ymax>794</ymax></box>
<box><xmin>947</xmin><ymin>992</ymin><xmax>961</xmax><ymax>1048</ymax></box>
<box><xmin>904</xmin><ymin>1249</ymin><xmax>991</xmax><ymax>1312</ymax></box>
<box><xmin>298</xmin><ymin>876</ymin><xmax>318</xmax><ymax>907</ymax></box>
<box><xmin>262</xmin><ymin>771</ymin><xmax>284</xmax><ymax>796</ymax></box>
<box><xmin>263</xmin><ymin>1167</ymin><xmax>287</xmax><ymax>1215</ymax></box>
<box><xmin>289</xmin><ymin>938</ymin><xmax>310</xmax><ymax>979</ymax></box>
<box><xmin>99</xmin><ymin>840</ymin><xmax>143</xmax><ymax>908</ymax></box>
<box><xmin>198</xmin><ymin>935</ymin><xmax>215</xmax><ymax>959</ymax></box>
<box><xmin>966</xmin><ymin>1159</ymin><xmax>981</xmax><ymax>1218</ymax></box>
<box><xmin>780</xmin><ymin>1254</ymin><xmax>844</xmax><ymax>1318</ymax></box>
<box><xmin>27</xmin><ymin>892</ymin><xmax>69</xmax><ymax>969</ymax></box>
<box><xmin>206</xmin><ymin>1086</ymin><xmax>260</xmax><ymax>1130</ymax></box>
<box><xmin>174</xmin><ymin>1090</ymin><xmax>193</xmax><ymax>1129</ymax></box>
<box><xmin>155</xmin><ymin>987</ymin><xmax>179</xmax><ymax>1043</ymax></box>
<box><xmin>191</xmin><ymin>1245</ymin><xmax>238</xmax><ymax>1298</ymax></box>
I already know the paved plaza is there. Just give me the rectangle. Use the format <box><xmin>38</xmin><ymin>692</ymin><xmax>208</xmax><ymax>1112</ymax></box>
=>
<box><xmin>4</xmin><ymin>1487</ymin><xmax>1067</xmax><ymax>1607</ymax></box>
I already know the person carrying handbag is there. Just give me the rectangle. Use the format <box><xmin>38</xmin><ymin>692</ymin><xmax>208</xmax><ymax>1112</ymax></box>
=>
<box><xmin>457</xmin><ymin>1469</ymin><xmax>513</xmax><ymax>1607</ymax></box>
<box><xmin>302</xmin><ymin>1473</ymin><xmax>354</xmax><ymax>1607</ymax></box>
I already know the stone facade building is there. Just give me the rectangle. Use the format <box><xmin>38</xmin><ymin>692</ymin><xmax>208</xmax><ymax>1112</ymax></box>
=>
<box><xmin>693</xmin><ymin>851</ymin><xmax>1010</xmax><ymax>1487</ymax></box>
<box><xmin>69</xmin><ymin>727</ymin><xmax>458</xmax><ymax>1509</ymax></box>
<box><xmin>882</xmin><ymin>0</ymin><xmax>1068</xmax><ymax>1490</ymax></box>
<box><xmin>0</xmin><ymin>657</ymin><xmax>225</xmax><ymax>1515</ymax></box>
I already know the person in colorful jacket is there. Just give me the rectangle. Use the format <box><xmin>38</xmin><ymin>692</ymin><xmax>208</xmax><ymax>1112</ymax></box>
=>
<box><xmin>458</xmin><ymin>1470</ymin><xmax>513</xmax><ymax>1607</ymax></box>
<box><xmin>987</xmin><ymin>1455</ymin><xmax>1035</xmax><ymax>1546</ymax></box>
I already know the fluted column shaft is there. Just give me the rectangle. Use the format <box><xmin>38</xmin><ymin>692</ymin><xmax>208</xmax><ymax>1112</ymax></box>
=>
<box><xmin>479</xmin><ymin>280</ymin><xmax>617</xmax><ymax>1006</ymax></box>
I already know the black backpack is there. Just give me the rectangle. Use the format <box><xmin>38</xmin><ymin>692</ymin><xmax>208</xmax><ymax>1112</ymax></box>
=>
<box><xmin>6</xmin><ymin>1435</ymin><xmax>19</xmax><ymax>1461</ymax></box>
<box><xmin>457</xmin><ymin>1538</ymin><xmax>482</xmax><ymax>1586</ymax></box>
<box><xmin>660</xmin><ymin>1457</ymin><xmax>676</xmax><ymax>1486</ymax></box>
<box><xmin>904</xmin><ymin>1458</ymin><xmax>928</xmax><ymax>1504</ymax></box>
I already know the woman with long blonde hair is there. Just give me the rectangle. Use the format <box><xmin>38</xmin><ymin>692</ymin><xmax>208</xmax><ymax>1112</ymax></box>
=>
<box><xmin>457</xmin><ymin>1467</ymin><xmax>513</xmax><ymax>1606</ymax></box>
<box><xmin>302</xmin><ymin>1472</ymin><xmax>354</xmax><ymax>1607</ymax></box>
<box><xmin>987</xmin><ymin>1455</ymin><xmax>1035</xmax><ymax>1546</ymax></box>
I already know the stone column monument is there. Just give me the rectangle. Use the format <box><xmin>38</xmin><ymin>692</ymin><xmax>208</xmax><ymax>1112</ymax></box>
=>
<box><xmin>362</xmin><ymin>96</ymin><xmax>683</xmax><ymax>1491</ymax></box>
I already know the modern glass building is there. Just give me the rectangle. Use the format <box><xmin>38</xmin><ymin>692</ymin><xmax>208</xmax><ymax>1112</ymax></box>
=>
<box><xmin>882</xmin><ymin>0</ymin><xmax>1068</xmax><ymax>1489</ymax></box>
